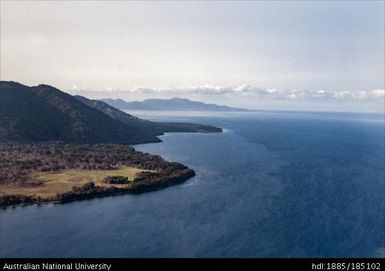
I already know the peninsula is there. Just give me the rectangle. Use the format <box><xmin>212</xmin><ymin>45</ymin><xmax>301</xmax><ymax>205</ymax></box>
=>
<box><xmin>0</xmin><ymin>81</ymin><xmax>222</xmax><ymax>207</ymax></box>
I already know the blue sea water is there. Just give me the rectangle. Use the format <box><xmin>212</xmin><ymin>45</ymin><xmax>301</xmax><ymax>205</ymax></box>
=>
<box><xmin>0</xmin><ymin>111</ymin><xmax>384</xmax><ymax>257</ymax></box>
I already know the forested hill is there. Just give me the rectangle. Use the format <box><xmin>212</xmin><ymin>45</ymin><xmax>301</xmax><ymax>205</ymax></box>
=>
<box><xmin>0</xmin><ymin>81</ymin><xmax>221</xmax><ymax>144</ymax></box>
<box><xmin>75</xmin><ymin>96</ymin><xmax>222</xmax><ymax>135</ymax></box>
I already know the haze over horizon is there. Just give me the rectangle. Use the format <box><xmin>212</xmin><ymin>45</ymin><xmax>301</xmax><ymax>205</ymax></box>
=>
<box><xmin>1</xmin><ymin>1</ymin><xmax>384</xmax><ymax>113</ymax></box>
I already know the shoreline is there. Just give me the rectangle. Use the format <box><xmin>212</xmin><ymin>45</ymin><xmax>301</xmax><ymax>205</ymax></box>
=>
<box><xmin>0</xmin><ymin>142</ymin><xmax>198</xmax><ymax>208</ymax></box>
<box><xmin>0</xmin><ymin>166</ymin><xmax>196</xmax><ymax>209</ymax></box>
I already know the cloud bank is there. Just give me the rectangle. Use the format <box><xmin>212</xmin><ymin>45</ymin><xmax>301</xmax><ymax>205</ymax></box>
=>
<box><xmin>67</xmin><ymin>85</ymin><xmax>384</xmax><ymax>113</ymax></box>
<box><xmin>69</xmin><ymin>84</ymin><xmax>385</xmax><ymax>102</ymax></box>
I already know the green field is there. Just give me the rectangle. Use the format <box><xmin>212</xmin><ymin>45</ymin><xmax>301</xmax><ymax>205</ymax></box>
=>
<box><xmin>0</xmin><ymin>166</ymin><xmax>144</xmax><ymax>198</ymax></box>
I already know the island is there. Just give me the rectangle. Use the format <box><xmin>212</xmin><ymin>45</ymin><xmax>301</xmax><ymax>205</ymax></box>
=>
<box><xmin>102</xmin><ymin>97</ymin><xmax>249</xmax><ymax>111</ymax></box>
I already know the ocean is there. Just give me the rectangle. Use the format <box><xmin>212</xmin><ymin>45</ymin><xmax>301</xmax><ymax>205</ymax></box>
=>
<box><xmin>1</xmin><ymin>111</ymin><xmax>384</xmax><ymax>257</ymax></box>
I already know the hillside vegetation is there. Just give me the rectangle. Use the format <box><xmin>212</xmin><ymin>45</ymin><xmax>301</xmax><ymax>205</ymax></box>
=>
<box><xmin>0</xmin><ymin>81</ymin><xmax>221</xmax><ymax>144</ymax></box>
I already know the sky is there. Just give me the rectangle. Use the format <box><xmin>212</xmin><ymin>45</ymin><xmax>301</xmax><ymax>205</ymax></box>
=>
<box><xmin>1</xmin><ymin>1</ymin><xmax>384</xmax><ymax>112</ymax></box>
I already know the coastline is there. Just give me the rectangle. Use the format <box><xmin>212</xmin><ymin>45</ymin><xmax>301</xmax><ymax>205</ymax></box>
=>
<box><xmin>0</xmin><ymin>168</ymin><xmax>196</xmax><ymax>208</ymax></box>
<box><xmin>0</xmin><ymin>142</ymin><xmax>199</xmax><ymax>208</ymax></box>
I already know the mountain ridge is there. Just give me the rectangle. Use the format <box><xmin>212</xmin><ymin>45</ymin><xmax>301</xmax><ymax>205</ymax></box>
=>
<box><xmin>0</xmin><ymin>81</ymin><xmax>222</xmax><ymax>144</ymax></box>
<box><xmin>75</xmin><ymin>95</ymin><xmax>222</xmax><ymax>135</ymax></box>
<box><xmin>101</xmin><ymin>97</ymin><xmax>249</xmax><ymax>111</ymax></box>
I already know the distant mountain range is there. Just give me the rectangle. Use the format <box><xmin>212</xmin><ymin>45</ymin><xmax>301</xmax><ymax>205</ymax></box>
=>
<box><xmin>0</xmin><ymin>81</ymin><xmax>221</xmax><ymax>144</ymax></box>
<box><xmin>101</xmin><ymin>97</ymin><xmax>249</xmax><ymax>111</ymax></box>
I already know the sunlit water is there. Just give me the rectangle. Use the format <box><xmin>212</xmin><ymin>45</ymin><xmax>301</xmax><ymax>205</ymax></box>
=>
<box><xmin>1</xmin><ymin>111</ymin><xmax>384</xmax><ymax>257</ymax></box>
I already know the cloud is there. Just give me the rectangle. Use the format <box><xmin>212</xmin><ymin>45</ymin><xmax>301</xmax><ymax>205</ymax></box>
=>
<box><xmin>67</xmin><ymin>85</ymin><xmax>385</xmax><ymax>103</ymax></box>
<box><xmin>372</xmin><ymin>89</ymin><xmax>385</xmax><ymax>98</ymax></box>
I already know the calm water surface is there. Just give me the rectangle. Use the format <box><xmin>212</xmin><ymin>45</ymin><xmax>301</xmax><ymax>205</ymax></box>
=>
<box><xmin>1</xmin><ymin>111</ymin><xmax>384</xmax><ymax>257</ymax></box>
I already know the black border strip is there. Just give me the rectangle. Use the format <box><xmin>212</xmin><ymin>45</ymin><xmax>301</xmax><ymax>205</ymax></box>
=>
<box><xmin>1</xmin><ymin>258</ymin><xmax>384</xmax><ymax>271</ymax></box>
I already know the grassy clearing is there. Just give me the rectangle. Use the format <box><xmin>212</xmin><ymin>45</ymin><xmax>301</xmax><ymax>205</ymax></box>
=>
<box><xmin>0</xmin><ymin>166</ymin><xmax>144</xmax><ymax>198</ymax></box>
